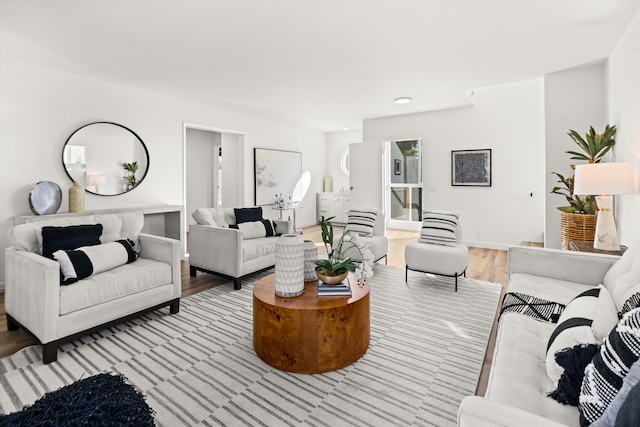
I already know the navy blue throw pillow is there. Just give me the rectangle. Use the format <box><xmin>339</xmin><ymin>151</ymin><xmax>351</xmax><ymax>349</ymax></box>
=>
<box><xmin>41</xmin><ymin>224</ymin><xmax>103</xmax><ymax>259</ymax></box>
<box><xmin>234</xmin><ymin>207</ymin><xmax>263</xmax><ymax>224</ymax></box>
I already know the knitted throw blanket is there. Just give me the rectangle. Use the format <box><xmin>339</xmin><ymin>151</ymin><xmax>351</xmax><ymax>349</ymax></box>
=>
<box><xmin>500</xmin><ymin>292</ymin><xmax>565</xmax><ymax>323</ymax></box>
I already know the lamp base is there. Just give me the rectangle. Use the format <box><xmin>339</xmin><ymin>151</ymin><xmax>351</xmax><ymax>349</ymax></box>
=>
<box><xmin>593</xmin><ymin>195</ymin><xmax>620</xmax><ymax>252</ymax></box>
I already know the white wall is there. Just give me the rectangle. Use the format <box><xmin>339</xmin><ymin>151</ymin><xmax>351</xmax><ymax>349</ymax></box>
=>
<box><xmin>544</xmin><ymin>63</ymin><xmax>606</xmax><ymax>249</ymax></box>
<box><xmin>363</xmin><ymin>78</ymin><xmax>546</xmax><ymax>250</ymax></box>
<box><xmin>0</xmin><ymin>58</ymin><xmax>326</xmax><ymax>284</ymax></box>
<box><xmin>185</xmin><ymin>128</ymin><xmax>218</xmax><ymax>225</ymax></box>
<box><xmin>325</xmin><ymin>129</ymin><xmax>362</xmax><ymax>194</ymax></box>
<box><xmin>607</xmin><ymin>9</ymin><xmax>640</xmax><ymax>246</ymax></box>
<box><xmin>221</xmin><ymin>132</ymin><xmax>243</xmax><ymax>208</ymax></box>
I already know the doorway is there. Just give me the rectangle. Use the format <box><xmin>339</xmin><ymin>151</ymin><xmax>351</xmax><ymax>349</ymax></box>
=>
<box><xmin>385</xmin><ymin>139</ymin><xmax>423</xmax><ymax>230</ymax></box>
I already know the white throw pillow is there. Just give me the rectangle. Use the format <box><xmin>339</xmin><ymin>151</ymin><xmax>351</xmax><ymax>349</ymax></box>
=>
<box><xmin>192</xmin><ymin>208</ymin><xmax>216</xmax><ymax>226</ymax></box>
<box><xmin>603</xmin><ymin>244</ymin><xmax>640</xmax><ymax>314</ymax></box>
<box><xmin>546</xmin><ymin>285</ymin><xmax>619</xmax><ymax>384</ymax></box>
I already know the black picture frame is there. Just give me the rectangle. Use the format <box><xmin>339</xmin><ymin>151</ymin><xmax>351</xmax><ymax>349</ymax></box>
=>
<box><xmin>451</xmin><ymin>149</ymin><xmax>492</xmax><ymax>186</ymax></box>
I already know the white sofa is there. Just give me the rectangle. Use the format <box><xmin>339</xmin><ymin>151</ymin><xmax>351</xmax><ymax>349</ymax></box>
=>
<box><xmin>458</xmin><ymin>244</ymin><xmax>639</xmax><ymax>427</ymax></box>
<box><xmin>189</xmin><ymin>207</ymin><xmax>293</xmax><ymax>289</ymax></box>
<box><xmin>5</xmin><ymin>212</ymin><xmax>182</xmax><ymax>364</ymax></box>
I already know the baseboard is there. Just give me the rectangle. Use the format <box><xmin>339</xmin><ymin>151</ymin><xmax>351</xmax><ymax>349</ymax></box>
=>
<box><xmin>463</xmin><ymin>240</ymin><xmax>511</xmax><ymax>251</ymax></box>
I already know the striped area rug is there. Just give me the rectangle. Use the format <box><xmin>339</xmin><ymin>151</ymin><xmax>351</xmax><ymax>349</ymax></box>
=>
<box><xmin>0</xmin><ymin>265</ymin><xmax>501</xmax><ymax>426</ymax></box>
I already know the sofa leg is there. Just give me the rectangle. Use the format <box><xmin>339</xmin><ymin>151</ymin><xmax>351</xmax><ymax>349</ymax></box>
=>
<box><xmin>42</xmin><ymin>342</ymin><xmax>58</xmax><ymax>364</ymax></box>
<box><xmin>405</xmin><ymin>266</ymin><xmax>408</xmax><ymax>282</ymax></box>
<box><xmin>190</xmin><ymin>265</ymin><xmax>197</xmax><ymax>277</ymax></box>
<box><xmin>455</xmin><ymin>275</ymin><xmax>458</xmax><ymax>292</ymax></box>
<box><xmin>170</xmin><ymin>298</ymin><xmax>180</xmax><ymax>314</ymax></box>
<box><xmin>233</xmin><ymin>279</ymin><xmax>241</xmax><ymax>290</ymax></box>
<box><xmin>6</xmin><ymin>314</ymin><xmax>19</xmax><ymax>331</ymax></box>
<box><xmin>385</xmin><ymin>255</ymin><xmax>388</xmax><ymax>265</ymax></box>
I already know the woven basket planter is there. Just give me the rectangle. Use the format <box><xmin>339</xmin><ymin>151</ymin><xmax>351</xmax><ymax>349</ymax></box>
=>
<box><xmin>560</xmin><ymin>212</ymin><xmax>596</xmax><ymax>250</ymax></box>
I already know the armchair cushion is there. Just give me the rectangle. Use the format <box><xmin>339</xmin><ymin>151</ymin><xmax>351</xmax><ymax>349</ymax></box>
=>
<box><xmin>95</xmin><ymin>212</ymin><xmax>144</xmax><ymax>245</ymax></box>
<box><xmin>53</xmin><ymin>239</ymin><xmax>139</xmax><ymax>285</ymax></box>
<box><xmin>8</xmin><ymin>216</ymin><xmax>96</xmax><ymax>254</ymax></box>
<box><xmin>192</xmin><ymin>208</ymin><xmax>216</xmax><ymax>226</ymax></box>
<box><xmin>603</xmin><ymin>244</ymin><xmax>640</xmax><ymax>313</ymax></box>
<box><xmin>345</xmin><ymin>209</ymin><xmax>378</xmax><ymax>236</ymax></box>
<box><xmin>418</xmin><ymin>210</ymin><xmax>459</xmax><ymax>247</ymax></box>
<box><xmin>41</xmin><ymin>224</ymin><xmax>103</xmax><ymax>259</ymax></box>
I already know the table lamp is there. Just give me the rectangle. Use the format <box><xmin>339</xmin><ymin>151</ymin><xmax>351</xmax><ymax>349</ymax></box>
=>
<box><xmin>87</xmin><ymin>175</ymin><xmax>106</xmax><ymax>194</ymax></box>
<box><xmin>573</xmin><ymin>162</ymin><xmax>636</xmax><ymax>251</ymax></box>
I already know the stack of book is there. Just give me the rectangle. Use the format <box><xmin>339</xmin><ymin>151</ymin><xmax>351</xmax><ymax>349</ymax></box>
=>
<box><xmin>317</xmin><ymin>279</ymin><xmax>352</xmax><ymax>296</ymax></box>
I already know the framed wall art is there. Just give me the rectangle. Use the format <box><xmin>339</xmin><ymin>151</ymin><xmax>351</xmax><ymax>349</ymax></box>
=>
<box><xmin>451</xmin><ymin>149</ymin><xmax>492</xmax><ymax>186</ymax></box>
<box><xmin>254</xmin><ymin>148</ymin><xmax>302</xmax><ymax>206</ymax></box>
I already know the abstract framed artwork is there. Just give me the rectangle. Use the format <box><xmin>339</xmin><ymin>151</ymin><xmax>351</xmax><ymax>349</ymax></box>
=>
<box><xmin>451</xmin><ymin>149</ymin><xmax>492</xmax><ymax>187</ymax></box>
<box><xmin>254</xmin><ymin>148</ymin><xmax>302</xmax><ymax>206</ymax></box>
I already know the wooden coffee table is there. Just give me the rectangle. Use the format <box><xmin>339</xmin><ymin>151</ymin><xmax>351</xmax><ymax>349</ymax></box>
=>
<box><xmin>253</xmin><ymin>272</ymin><xmax>370</xmax><ymax>374</ymax></box>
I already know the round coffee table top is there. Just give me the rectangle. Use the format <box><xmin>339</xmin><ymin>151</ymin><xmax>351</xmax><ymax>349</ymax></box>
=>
<box><xmin>253</xmin><ymin>272</ymin><xmax>369</xmax><ymax>309</ymax></box>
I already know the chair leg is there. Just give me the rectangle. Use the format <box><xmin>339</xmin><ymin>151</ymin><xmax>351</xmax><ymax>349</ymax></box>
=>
<box><xmin>6</xmin><ymin>314</ymin><xmax>19</xmax><ymax>331</ymax></box>
<box><xmin>233</xmin><ymin>278</ymin><xmax>241</xmax><ymax>290</ymax></box>
<box><xmin>455</xmin><ymin>275</ymin><xmax>458</xmax><ymax>292</ymax></box>
<box><xmin>170</xmin><ymin>298</ymin><xmax>180</xmax><ymax>314</ymax></box>
<box><xmin>405</xmin><ymin>266</ymin><xmax>408</xmax><ymax>282</ymax></box>
<box><xmin>43</xmin><ymin>342</ymin><xmax>58</xmax><ymax>364</ymax></box>
<box><xmin>190</xmin><ymin>265</ymin><xmax>197</xmax><ymax>277</ymax></box>
<box><xmin>385</xmin><ymin>255</ymin><xmax>388</xmax><ymax>265</ymax></box>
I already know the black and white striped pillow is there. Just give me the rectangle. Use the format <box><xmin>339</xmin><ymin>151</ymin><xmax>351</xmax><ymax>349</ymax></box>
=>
<box><xmin>346</xmin><ymin>209</ymin><xmax>377</xmax><ymax>236</ymax></box>
<box><xmin>580</xmin><ymin>308</ymin><xmax>640</xmax><ymax>426</ymax></box>
<box><xmin>545</xmin><ymin>285</ymin><xmax>619</xmax><ymax>384</ymax></box>
<box><xmin>52</xmin><ymin>239</ymin><xmax>139</xmax><ymax>285</ymax></box>
<box><xmin>418</xmin><ymin>210</ymin><xmax>458</xmax><ymax>246</ymax></box>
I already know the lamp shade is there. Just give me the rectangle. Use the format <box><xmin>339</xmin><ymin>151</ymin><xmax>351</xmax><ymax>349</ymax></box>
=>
<box><xmin>87</xmin><ymin>175</ymin><xmax>106</xmax><ymax>187</ymax></box>
<box><xmin>573</xmin><ymin>163</ymin><xmax>636</xmax><ymax>196</ymax></box>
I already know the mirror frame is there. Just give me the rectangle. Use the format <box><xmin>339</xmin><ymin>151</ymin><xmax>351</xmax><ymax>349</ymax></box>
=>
<box><xmin>62</xmin><ymin>122</ymin><xmax>150</xmax><ymax>196</ymax></box>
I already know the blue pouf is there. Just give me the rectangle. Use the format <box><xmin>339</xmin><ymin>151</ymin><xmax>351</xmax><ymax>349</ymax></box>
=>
<box><xmin>0</xmin><ymin>372</ymin><xmax>155</xmax><ymax>426</ymax></box>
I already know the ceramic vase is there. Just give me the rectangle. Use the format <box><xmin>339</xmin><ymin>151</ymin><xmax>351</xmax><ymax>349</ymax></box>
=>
<box><xmin>68</xmin><ymin>182</ymin><xmax>85</xmax><ymax>213</ymax></box>
<box><xmin>274</xmin><ymin>234</ymin><xmax>304</xmax><ymax>297</ymax></box>
<box><xmin>303</xmin><ymin>240</ymin><xmax>318</xmax><ymax>282</ymax></box>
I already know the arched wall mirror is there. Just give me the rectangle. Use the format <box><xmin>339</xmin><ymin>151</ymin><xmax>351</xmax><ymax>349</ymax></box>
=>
<box><xmin>62</xmin><ymin>122</ymin><xmax>150</xmax><ymax>196</ymax></box>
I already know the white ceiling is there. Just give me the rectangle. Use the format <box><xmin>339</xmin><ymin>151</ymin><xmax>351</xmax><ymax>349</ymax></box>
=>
<box><xmin>1</xmin><ymin>0</ymin><xmax>639</xmax><ymax>132</ymax></box>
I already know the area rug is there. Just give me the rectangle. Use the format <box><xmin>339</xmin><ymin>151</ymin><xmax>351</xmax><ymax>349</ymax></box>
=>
<box><xmin>0</xmin><ymin>265</ymin><xmax>502</xmax><ymax>426</ymax></box>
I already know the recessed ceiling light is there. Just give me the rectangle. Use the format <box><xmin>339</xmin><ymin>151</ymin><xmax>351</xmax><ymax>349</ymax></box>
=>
<box><xmin>395</xmin><ymin>97</ymin><xmax>412</xmax><ymax>104</ymax></box>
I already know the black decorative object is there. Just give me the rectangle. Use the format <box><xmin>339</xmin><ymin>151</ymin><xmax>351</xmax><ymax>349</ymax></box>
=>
<box><xmin>451</xmin><ymin>149</ymin><xmax>492</xmax><ymax>186</ymax></box>
<box><xmin>0</xmin><ymin>372</ymin><xmax>155</xmax><ymax>426</ymax></box>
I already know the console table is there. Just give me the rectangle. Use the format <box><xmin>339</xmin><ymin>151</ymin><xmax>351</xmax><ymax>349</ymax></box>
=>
<box><xmin>253</xmin><ymin>272</ymin><xmax>370</xmax><ymax>373</ymax></box>
<box><xmin>14</xmin><ymin>205</ymin><xmax>186</xmax><ymax>256</ymax></box>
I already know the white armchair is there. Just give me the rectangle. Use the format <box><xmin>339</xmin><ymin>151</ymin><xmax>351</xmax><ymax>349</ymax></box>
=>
<box><xmin>5</xmin><ymin>212</ymin><xmax>182</xmax><ymax>364</ymax></box>
<box><xmin>404</xmin><ymin>211</ymin><xmax>468</xmax><ymax>291</ymax></box>
<box><xmin>334</xmin><ymin>208</ymin><xmax>388</xmax><ymax>264</ymax></box>
<box><xmin>188</xmin><ymin>207</ymin><xmax>293</xmax><ymax>289</ymax></box>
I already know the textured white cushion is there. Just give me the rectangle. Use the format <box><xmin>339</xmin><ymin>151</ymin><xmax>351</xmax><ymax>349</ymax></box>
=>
<box><xmin>545</xmin><ymin>285</ymin><xmax>618</xmax><ymax>384</ymax></box>
<box><xmin>192</xmin><ymin>208</ymin><xmax>216</xmax><ymax>226</ymax></box>
<box><xmin>242</xmin><ymin>238</ymin><xmax>277</xmax><ymax>262</ymax></box>
<box><xmin>418</xmin><ymin>210</ymin><xmax>458</xmax><ymax>246</ymax></box>
<box><xmin>603</xmin><ymin>243</ymin><xmax>640</xmax><ymax>313</ymax></box>
<box><xmin>96</xmin><ymin>213</ymin><xmax>143</xmax><ymax>245</ymax></box>
<box><xmin>59</xmin><ymin>258</ymin><xmax>172</xmax><ymax>315</ymax></box>
<box><xmin>232</xmin><ymin>220</ymin><xmax>276</xmax><ymax>240</ymax></box>
<box><xmin>7</xmin><ymin>216</ymin><xmax>96</xmax><ymax>254</ymax></box>
<box><xmin>405</xmin><ymin>239</ymin><xmax>468</xmax><ymax>275</ymax></box>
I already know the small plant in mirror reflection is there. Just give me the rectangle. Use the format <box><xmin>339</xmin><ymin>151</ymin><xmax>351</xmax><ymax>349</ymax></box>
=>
<box><xmin>122</xmin><ymin>161</ymin><xmax>139</xmax><ymax>191</ymax></box>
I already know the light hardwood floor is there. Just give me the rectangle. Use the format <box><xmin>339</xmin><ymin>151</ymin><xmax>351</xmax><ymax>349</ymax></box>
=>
<box><xmin>0</xmin><ymin>224</ymin><xmax>514</xmax><ymax>396</ymax></box>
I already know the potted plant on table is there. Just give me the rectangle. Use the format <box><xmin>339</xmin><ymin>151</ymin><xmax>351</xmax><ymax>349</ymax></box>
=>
<box><xmin>550</xmin><ymin>124</ymin><xmax>616</xmax><ymax>249</ymax></box>
<box><xmin>314</xmin><ymin>216</ymin><xmax>374</xmax><ymax>286</ymax></box>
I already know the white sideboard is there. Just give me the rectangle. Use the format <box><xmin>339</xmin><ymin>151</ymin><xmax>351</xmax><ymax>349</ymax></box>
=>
<box><xmin>317</xmin><ymin>192</ymin><xmax>350</xmax><ymax>224</ymax></box>
<box><xmin>14</xmin><ymin>205</ymin><xmax>186</xmax><ymax>257</ymax></box>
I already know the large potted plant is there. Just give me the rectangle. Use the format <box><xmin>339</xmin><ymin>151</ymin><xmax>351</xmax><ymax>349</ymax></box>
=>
<box><xmin>551</xmin><ymin>125</ymin><xmax>616</xmax><ymax>249</ymax></box>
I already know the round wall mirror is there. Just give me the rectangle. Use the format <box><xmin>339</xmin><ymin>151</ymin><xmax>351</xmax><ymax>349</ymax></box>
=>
<box><xmin>62</xmin><ymin>122</ymin><xmax>149</xmax><ymax>196</ymax></box>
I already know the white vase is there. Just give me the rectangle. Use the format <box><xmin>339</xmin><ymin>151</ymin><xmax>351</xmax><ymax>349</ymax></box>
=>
<box><xmin>303</xmin><ymin>240</ymin><xmax>318</xmax><ymax>282</ymax></box>
<box><xmin>274</xmin><ymin>234</ymin><xmax>304</xmax><ymax>297</ymax></box>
